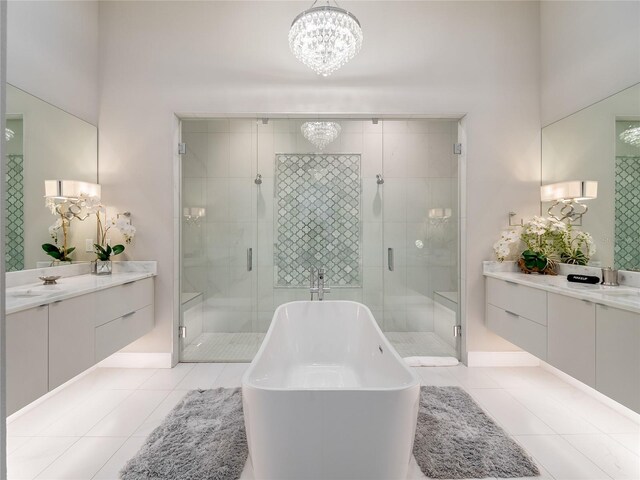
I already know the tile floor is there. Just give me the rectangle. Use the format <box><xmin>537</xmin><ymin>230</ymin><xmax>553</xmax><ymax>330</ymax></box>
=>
<box><xmin>6</xmin><ymin>364</ymin><xmax>640</xmax><ymax>480</ymax></box>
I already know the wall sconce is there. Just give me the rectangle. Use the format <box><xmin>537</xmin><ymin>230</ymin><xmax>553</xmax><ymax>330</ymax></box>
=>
<box><xmin>44</xmin><ymin>180</ymin><xmax>101</xmax><ymax>201</ymax></box>
<box><xmin>184</xmin><ymin>207</ymin><xmax>206</xmax><ymax>226</ymax></box>
<box><xmin>428</xmin><ymin>208</ymin><xmax>452</xmax><ymax>226</ymax></box>
<box><xmin>44</xmin><ymin>180</ymin><xmax>102</xmax><ymax>221</ymax></box>
<box><xmin>541</xmin><ymin>180</ymin><xmax>598</xmax><ymax>224</ymax></box>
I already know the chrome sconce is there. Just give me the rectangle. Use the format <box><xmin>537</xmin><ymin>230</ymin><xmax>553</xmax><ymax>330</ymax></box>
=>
<box><xmin>541</xmin><ymin>180</ymin><xmax>598</xmax><ymax>225</ymax></box>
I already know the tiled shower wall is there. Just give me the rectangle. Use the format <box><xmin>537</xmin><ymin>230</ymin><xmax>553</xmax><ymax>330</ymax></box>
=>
<box><xmin>181</xmin><ymin>118</ymin><xmax>457</xmax><ymax>334</ymax></box>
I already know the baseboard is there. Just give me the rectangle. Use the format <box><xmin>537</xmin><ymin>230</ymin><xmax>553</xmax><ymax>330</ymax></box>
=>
<box><xmin>97</xmin><ymin>352</ymin><xmax>174</xmax><ymax>368</ymax></box>
<box><xmin>540</xmin><ymin>361</ymin><xmax>640</xmax><ymax>423</ymax></box>
<box><xmin>467</xmin><ymin>351</ymin><xmax>540</xmax><ymax>367</ymax></box>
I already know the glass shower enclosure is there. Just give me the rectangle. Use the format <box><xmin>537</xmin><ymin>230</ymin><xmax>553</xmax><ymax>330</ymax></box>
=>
<box><xmin>179</xmin><ymin>118</ymin><xmax>460</xmax><ymax>362</ymax></box>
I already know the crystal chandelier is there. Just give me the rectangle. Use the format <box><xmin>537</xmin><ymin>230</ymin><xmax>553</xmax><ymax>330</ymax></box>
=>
<box><xmin>301</xmin><ymin>121</ymin><xmax>341</xmax><ymax>150</ymax></box>
<box><xmin>619</xmin><ymin>125</ymin><xmax>640</xmax><ymax>147</ymax></box>
<box><xmin>289</xmin><ymin>2</ymin><xmax>363</xmax><ymax>77</ymax></box>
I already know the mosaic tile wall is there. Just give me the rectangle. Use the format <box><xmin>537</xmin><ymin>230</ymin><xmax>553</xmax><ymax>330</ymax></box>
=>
<box><xmin>6</xmin><ymin>154</ymin><xmax>24</xmax><ymax>271</ymax></box>
<box><xmin>274</xmin><ymin>153</ymin><xmax>361</xmax><ymax>287</ymax></box>
<box><xmin>615</xmin><ymin>156</ymin><xmax>640</xmax><ymax>270</ymax></box>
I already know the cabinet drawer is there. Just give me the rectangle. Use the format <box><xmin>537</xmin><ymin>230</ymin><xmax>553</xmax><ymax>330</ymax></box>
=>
<box><xmin>95</xmin><ymin>277</ymin><xmax>153</xmax><ymax>327</ymax></box>
<box><xmin>487</xmin><ymin>277</ymin><xmax>547</xmax><ymax>325</ymax></box>
<box><xmin>6</xmin><ymin>306</ymin><xmax>49</xmax><ymax>415</ymax></box>
<box><xmin>95</xmin><ymin>304</ymin><xmax>154</xmax><ymax>362</ymax></box>
<box><xmin>487</xmin><ymin>304</ymin><xmax>547</xmax><ymax>360</ymax></box>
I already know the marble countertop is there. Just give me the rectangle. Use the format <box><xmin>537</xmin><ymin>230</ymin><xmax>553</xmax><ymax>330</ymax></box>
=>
<box><xmin>483</xmin><ymin>263</ymin><xmax>640</xmax><ymax>315</ymax></box>
<box><xmin>6</xmin><ymin>262</ymin><xmax>157</xmax><ymax>315</ymax></box>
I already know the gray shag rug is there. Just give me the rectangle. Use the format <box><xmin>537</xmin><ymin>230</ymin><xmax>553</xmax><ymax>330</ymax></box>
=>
<box><xmin>120</xmin><ymin>388</ymin><xmax>247</xmax><ymax>480</ymax></box>
<box><xmin>121</xmin><ymin>386</ymin><xmax>539</xmax><ymax>480</ymax></box>
<box><xmin>414</xmin><ymin>386</ymin><xmax>539</xmax><ymax>479</ymax></box>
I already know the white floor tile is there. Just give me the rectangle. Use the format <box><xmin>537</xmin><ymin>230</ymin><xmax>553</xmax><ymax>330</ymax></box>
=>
<box><xmin>7</xmin><ymin>437</ymin><xmax>78</xmax><ymax>480</ymax></box>
<box><xmin>547</xmin><ymin>387</ymin><xmax>640</xmax><ymax>434</ymax></box>
<box><xmin>609</xmin><ymin>433</ymin><xmax>640</xmax><ymax>456</ymax></box>
<box><xmin>469</xmin><ymin>389</ymin><xmax>555</xmax><ymax>436</ymax></box>
<box><xmin>448</xmin><ymin>365</ymin><xmax>501</xmax><ymax>389</ymax></box>
<box><xmin>34</xmin><ymin>437</ymin><xmax>126</xmax><ymax>480</ymax></box>
<box><xmin>212</xmin><ymin>363</ymin><xmax>249</xmax><ymax>388</ymax></box>
<box><xmin>138</xmin><ymin>363</ymin><xmax>194</xmax><ymax>390</ymax></box>
<box><xmin>475</xmin><ymin>367</ymin><xmax>533</xmax><ymax>389</ymax></box>
<box><xmin>563</xmin><ymin>434</ymin><xmax>640</xmax><ymax>479</ymax></box>
<box><xmin>174</xmin><ymin>363</ymin><xmax>226</xmax><ymax>390</ymax></box>
<box><xmin>92</xmin><ymin>436</ymin><xmax>147</xmax><ymax>480</ymax></box>
<box><xmin>132</xmin><ymin>390</ymin><xmax>189</xmax><ymax>438</ymax></box>
<box><xmin>86</xmin><ymin>390</ymin><xmax>169</xmax><ymax>437</ymax></box>
<box><xmin>515</xmin><ymin>435</ymin><xmax>611</xmax><ymax>479</ymax></box>
<box><xmin>39</xmin><ymin>390</ymin><xmax>133</xmax><ymax>437</ymax></box>
<box><xmin>6</xmin><ymin>436</ymin><xmax>33</xmax><ymax>456</ymax></box>
<box><xmin>507</xmin><ymin>388</ymin><xmax>601</xmax><ymax>435</ymax></box>
<box><xmin>79</xmin><ymin>368</ymin><xmax>158</xmax><ymax>390</ymax></box>
<box><xmin>415</xmin><ymin>367</ymin><xmax>461</xmax><ymax>386</ymax></box>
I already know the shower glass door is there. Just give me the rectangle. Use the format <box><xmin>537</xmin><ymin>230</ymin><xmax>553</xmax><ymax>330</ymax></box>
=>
<box><xmin>179</xmin><ymin>117</ymin><xmax>460</xmax><ymax>362</ymax></box>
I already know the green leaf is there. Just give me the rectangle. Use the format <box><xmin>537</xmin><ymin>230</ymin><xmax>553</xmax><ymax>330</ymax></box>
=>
<box><xmin>42</xmin><ymin>243</ymin><xmax>60</xmax><ymax>254</ymax></box>
<box><xmin>111</xmin><ymin>244</ymin><xmax>125</xmax><ymax>256</ymax></box>
<box><xmin>106</xmin><ymin>244</ymin><xmax>112</xmax><ymax>256</ymax></box>
<box><xmin>536</xmin><ymin>257</ymin><xmax>547</xmax><ymax>270</ymax></box>
<box><xmin>46</xmin><ymin>251</ymin><xmax>62</xmax><ymax>260</ymax></box>
<box><xmin>65</xmin><ymin>247</ymin><xmax>76</xmax><ymax>255</ymax></box>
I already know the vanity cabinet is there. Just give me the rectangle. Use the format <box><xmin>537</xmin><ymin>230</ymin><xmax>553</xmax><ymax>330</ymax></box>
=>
<box><xmin>6</xmin><ymin>275</ymin><xmax>155</xmax><ymax>414</ymax></box>
<box><xmin>596</xmin><ymin>305</ymin><xmax>640</xmax><ymax>413</ymax></box>
<box><xmin>486</xmin><ymin>274</ymin><xmax>640</xmax><ymax>413</ymax></box>
<box><xmin>547</xmin><ymin>293</ymin><xmax>596</xmax><ymax>387</ymax></box>
<box><xmin>6</xmin><ymin>306</ymin><xmax>49</xmax><ymax>415</ymax></box>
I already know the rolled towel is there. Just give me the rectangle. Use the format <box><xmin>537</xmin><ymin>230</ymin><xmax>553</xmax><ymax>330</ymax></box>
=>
<box><xmin>404</xmin><ymin>356</ymin><xmax>459</xmax><ymax>367</ymax></box>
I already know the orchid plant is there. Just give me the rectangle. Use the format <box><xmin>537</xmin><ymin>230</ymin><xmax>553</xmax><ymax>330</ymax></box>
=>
<box><xmin>94</xmin><ymin>210</ymin><xmax>136</xmax><ymax>261</ymax></box>
<box><xmin>493</xmin><ymin>216</ymin><xmax>595</xmax><ymax>274</ymax></box>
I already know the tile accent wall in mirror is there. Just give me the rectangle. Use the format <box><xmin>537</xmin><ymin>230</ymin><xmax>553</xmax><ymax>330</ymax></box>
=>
<box><xmin>5</xmin><ymin>84</ymin><xmax>98</xmax><ymax>270</ymax></box>
<box><xmin>542</xmin><ymin>83</ymin><xmax>640</xmax><ymax>271</ymax></box>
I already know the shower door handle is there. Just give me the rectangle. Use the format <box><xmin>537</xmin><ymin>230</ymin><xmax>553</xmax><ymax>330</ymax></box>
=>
<box><xmin>247</xmin><ymin>248</ymin><xmax>253</xmax><ymax>272</ymax></box>
<box><xmin>388</xmin><ymin>248</ymin><xmax>394</xmax><ymax>271</ymax></box>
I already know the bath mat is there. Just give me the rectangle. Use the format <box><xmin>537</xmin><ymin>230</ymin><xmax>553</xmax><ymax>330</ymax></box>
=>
<box><xmin>414</xmin><ymin>386</ymin><xmax>540</xmax><ymax>479</ymax></box>
<box><xmin>121</xmin><ymin>386</ymin><xmax>538</xmax><ymax>480</ymax></box>
<box><xmin>120</xmin><ymin>388</ymin><xmax>247</xmax><ymax>480</ymax></box>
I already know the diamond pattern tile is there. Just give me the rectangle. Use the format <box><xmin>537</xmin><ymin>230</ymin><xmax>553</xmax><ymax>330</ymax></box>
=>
<box><xmin>274</xmin><ymin>154</ymin><xmax>362</xmax><ymax>287</ymax></box>
<box><xmin>5</xmin><ymin>154</ymin><xmax>24</xmax><ymax>272</ymax></box>
<box><xmin>615</xmin><ymin>156</ymin><xmax>640</xmax><ymax>270</ymax></box>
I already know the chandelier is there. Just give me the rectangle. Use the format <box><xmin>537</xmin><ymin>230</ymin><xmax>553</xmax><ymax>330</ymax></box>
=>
<box><xmin>619</xmin><ymin>125</ymin><xmax>640</xmax><ymax>147</ymax></box>
<box><xmin>5</xmin><ymin>128</ymin><xmax>14</xmax><ymax>141</ymax></box>
<box><xmin>289</xmin><ymin>2</ymin><xmax>363</xmax><ymax>77</ymax></box>
<box><xmin>301</xmin><ymin>121</ymin><xmax>341</xmax><ymax>150</ymax></box>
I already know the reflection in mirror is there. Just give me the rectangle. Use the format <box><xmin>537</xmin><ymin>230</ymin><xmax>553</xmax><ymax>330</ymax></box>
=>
<box><xmin>5</xmin><ymin>84</ymin><xmax>98</xmax><ymax>270</ymax></box>
<box><xmin>542</xmin><ymin>83</ymin><xmax>640</xmax><ymax>271</ymax></box>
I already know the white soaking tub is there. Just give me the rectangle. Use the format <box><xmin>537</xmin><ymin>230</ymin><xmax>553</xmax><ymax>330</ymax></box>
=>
<box><xmin>242</xmin><ymin>301</ymin><xmax>420</xmax><ymax>480</ymax></box>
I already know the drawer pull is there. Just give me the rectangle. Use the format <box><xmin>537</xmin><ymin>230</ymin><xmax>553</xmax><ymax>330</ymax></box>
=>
<box><xmin>122</xmin><ymin>281</ymin><xmax>135</xmax><ymax>286</ymax></box>
<box><xmin>122</xmin><ymin>311</ymin><xmax>136</xmax><ymax>318</ymax></box>
<box><xmin>505</xmin><ymin>280</ymin><xmax>519</xmax><ymax>286</ymax></box>
<box><xmin>505</xmin><ymin>310</ymin><xmax>519</xmax><ymax>317</ymax></box>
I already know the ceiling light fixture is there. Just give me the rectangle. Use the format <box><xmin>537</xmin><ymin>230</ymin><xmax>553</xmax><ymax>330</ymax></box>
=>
<box><xmin>301</xmin><ymin>121</ymin><xmax>341</xmax><ymax>150</ymax></box>
<box><xmin>289</xmin><ymin>1</ymin><xmax>363</xmax><ymax>77</ymax></box>
<box><xmin>619</xmin><ymin>125</ymin><xmax>640</xmax><ymax>147</ymax></box>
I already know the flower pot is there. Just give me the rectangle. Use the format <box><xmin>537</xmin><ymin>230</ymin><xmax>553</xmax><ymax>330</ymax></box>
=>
<box><xmin>517</xmin><ymin>257</ymin><xmax>557</xmax><ymax>275</ymax></box>
<box><xmin>92</xmin><ymin>260</ymin><xmax>112</xmax><ymax>275</ymax></box>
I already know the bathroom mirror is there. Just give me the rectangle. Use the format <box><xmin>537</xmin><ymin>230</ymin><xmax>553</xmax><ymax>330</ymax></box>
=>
<box><xmin>541</xmin><ymin>83</ymin><xmax>640</xmax><ymax>271</ymax></box>
<box><xmin>5</xmin><ymin>84</ymin><xmax>98</xmax><ymax>271</ymax></box>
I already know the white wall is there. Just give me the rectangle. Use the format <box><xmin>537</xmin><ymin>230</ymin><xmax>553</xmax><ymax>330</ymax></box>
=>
<box><xmin>540</xmin><ymin>1</ymin><xmax>640</xmax><ymax>126</ymax></box>
<box><xmin>6</xmin><ymin>0</ymin><xmax>99</xmax><ymax>124</ymax></box>
<box><xmin>99</xmin><ymin>1</ymin><xmax>541</xmax><ymax>364</ymax></box>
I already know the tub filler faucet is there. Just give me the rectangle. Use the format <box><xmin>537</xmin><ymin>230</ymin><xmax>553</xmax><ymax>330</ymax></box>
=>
<box><xmin>309</xmin><ymin>266</ymin><xmax>331</xmax><ymax>301</ymax></box>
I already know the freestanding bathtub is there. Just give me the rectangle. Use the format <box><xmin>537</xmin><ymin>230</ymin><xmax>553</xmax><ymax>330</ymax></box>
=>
<box><xmin>242</xmin><ymin>301</ymin><xmax>420</xmax><ymax>480</ymax></box>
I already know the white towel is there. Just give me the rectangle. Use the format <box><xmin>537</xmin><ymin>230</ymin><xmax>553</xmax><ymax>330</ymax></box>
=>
<box><xmin>404</xmin><ymin>356</ymin><xmax>459</xmax><ymax>367</ymax></box>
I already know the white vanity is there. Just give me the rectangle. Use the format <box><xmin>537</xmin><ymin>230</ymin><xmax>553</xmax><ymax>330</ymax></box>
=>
<box><xmin>5</xmin><ymin>262</ymin><xmax>156</xmax><ymax>415</ymax></box>
<box><xmin>484</xmin><ymin>262</ymin><xmax>640</xmax><ymax>414</ymax></box>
